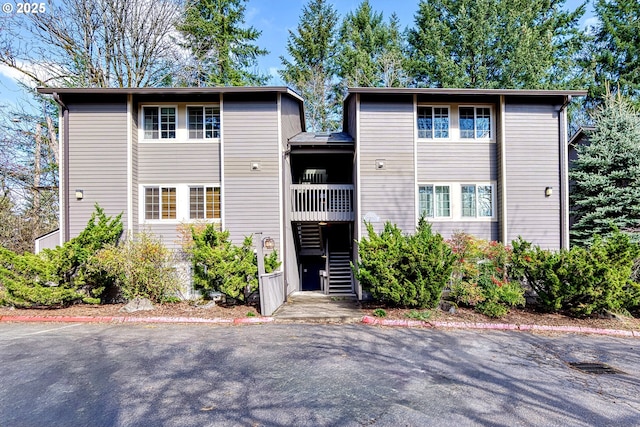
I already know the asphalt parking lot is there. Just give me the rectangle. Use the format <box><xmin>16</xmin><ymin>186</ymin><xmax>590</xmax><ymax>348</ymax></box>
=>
<box><xmin>0</xmin><ymin>323</ymin><xmax>638</xmax><ymax>426</ymax></box>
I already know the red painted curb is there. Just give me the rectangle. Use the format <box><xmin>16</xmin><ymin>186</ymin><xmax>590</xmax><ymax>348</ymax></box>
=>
<box><xmin>0</xmin><ymin>315</ymin><xmax>118</xmax><ymax>323</ymax></box>
<box><xmin>363</xmin><ymin>316</ymin><xmax>640</xmax><ymax>337</ymax></box>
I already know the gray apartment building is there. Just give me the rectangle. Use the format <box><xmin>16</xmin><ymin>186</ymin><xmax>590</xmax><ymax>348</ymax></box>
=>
<box><xmin>37</xmin><ymin>86</ymin><xmax>586</xmax><ymax>300</ymax></box>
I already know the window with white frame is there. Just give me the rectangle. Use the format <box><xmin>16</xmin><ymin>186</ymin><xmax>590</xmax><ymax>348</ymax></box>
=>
<box><xmin>417</xmin><ymin>106</ymin><xmax>449</xmax><ymax>139</ymax></box>
<box><xmin>143</xmin><ymin>106</ymin><xmax>176</xmax><ymax>139</ymax></box>
<box><xmin>461</xmin><ymin>184</ymin><xmax>493</xmax><ymax>218</ymax></box>
<box><xmin>145</xmin><ymin>186</ymin><xmax>176</xmax><ymax>219</ymax></box>
<box><xmin>459</xmin><ymin>107</ymin><xmax>491</xmax><ymax>139</ymax></box>
<box><xmin>187</xmin><ymin>106</ymin><xmax>220</xmax><ymax>139</ymax></box>
<box><xmin>189</xmin><ymin>186</ymin><xmax>221</xmax><ymax>219</ymax></box>
<box><xmin>419</xmin><ymin>185</ymin><xmax>451</xmax><ymax>217</ymax></box>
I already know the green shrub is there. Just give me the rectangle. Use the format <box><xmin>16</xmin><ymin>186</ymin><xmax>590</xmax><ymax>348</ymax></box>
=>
<box><xmin>0</xmin><ymin>205</ymin><xmax>122</xmax><ymax>307</ymax></box>
<box><xmin>188</xmin><ymin>225</ymin><xmax>281</xmax><ymax>302</ymax></box>
<box><xmin>88</xmin><ymin>231</ymin><xmax>180</xmax><ymax>303</ymax></box>
<box><xmin>44</xmin><ymin>204</ymin><xmax>123</xmax><ymax>287</ymax></box>
<box><xmin>373</xmin><ymin>308</ymin><xmax>387</xmax><ymax>317</ymax></box>
<box><xmin>510</xmin><ymin>230</ymin><xmax>640</xmax><ymax>317</ymax></box>
<box><xmin>448</xmin><ymin>233</ymin><xmax>524</xmax><ymax>317</ymax></box>
<box><xmin>353</xmin><ymin>219</ymin><xmax>455</xmax><ymax>308</ymax></box>
<box><xmin>405</xmin><ymin>310</ymin><xmax>431</xmax><ymax>321</ymax></box>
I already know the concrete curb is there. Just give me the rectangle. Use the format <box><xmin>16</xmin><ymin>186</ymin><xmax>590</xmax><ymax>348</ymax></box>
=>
<box><xmin>0</xmin><ymin>315</ymin><xmax>274</xmax><ymax>325</ymax></box>
<box><xmin>361</xmin><ymin>315</ymin><xmax>640</xmax><ymax>337</ymax></box>
<box><xmin>1</xmin><ymin>313</ymin><xmax>638</xmax><ymax>337</ymax></box>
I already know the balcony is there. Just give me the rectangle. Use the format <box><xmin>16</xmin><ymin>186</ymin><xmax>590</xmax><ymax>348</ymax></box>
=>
<box><xmin>291</xmin><ymin>184</ymin><xmax>354</xmax><ymax>222</ymax></box>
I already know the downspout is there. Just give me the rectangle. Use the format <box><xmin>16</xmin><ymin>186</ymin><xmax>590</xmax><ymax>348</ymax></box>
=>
<box><xmin>53</xmin><ymin>93</ymin><xmax>70</xmax><ymax>243</ymax></box>
<box><xmin>559</xmin><ymin>95</ymin><xmax>571</xmax><ymax>249</ymax></box>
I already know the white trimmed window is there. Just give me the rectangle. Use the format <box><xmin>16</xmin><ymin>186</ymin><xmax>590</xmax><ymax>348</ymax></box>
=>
<box><xmin>459</xmin><ymin>107</ymin><xmax>491</xmax><ymax>139</ymax></box>
<box><xmin>145</xmin><ymin>186</ymin><xmax>176</xmax><ymax>220</ymax></box>
<box><xmin>417</xmin><ymin>106</ymin><xmax>449</xmax><ymax>139</ymax></box>
<box><xmin>419</xmin><ymin>185</ymin><xmax>451</xmax><ymax>218</ymax></box>
<box><xmin>143</xmin><ymin>106</ymin><xmax>176</xmax><ymax>139</ymax></box>
<box><xmin>461</xmin><ymin>184</ymin><xmax>494</xmax><ymax>218</ymax></box>
<box><xmin>187</xmin><ymin>106</ymin><xmax>220</xmax><ymax>139</ymax></box>
<box><xmin>189</xmin><ymin>186</ymin><xmax>221</xmax><ymax>219</ymax></box>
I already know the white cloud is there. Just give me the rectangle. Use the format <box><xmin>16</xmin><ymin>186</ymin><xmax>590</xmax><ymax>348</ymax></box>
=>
<box><xmin>582</xmin><ymin>17</ymin><xmax>600</xmax><ymax>32</ymax></box>
<box><xmin>0</xmin><ymin>64</ymin><xmax>27</xmax><ymax>84</ymax></box>
<box><xmin>0</xmin><ymin>60</ymin><xmax>54</xmax><ymax>88</ymax></box>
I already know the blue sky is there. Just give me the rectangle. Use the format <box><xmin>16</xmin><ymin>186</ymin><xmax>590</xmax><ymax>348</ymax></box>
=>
<box><xmin>0</xmin><ymin>0</ymin><xmax>595</xmax><ymax>108</ymax></box>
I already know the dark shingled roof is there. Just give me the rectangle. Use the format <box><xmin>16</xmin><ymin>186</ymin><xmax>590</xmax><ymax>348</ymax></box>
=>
<box><xmin>288</xmin><ymin>132</ymin><xmax>354</xmax><ymax>145</ymax></box>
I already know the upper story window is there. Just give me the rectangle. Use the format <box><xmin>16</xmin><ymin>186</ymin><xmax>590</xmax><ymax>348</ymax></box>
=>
<box><xmin>418</xmin><ymin>106</ymin><xmax>449</xmax><ymax>139</ymax></box>
<box><xmin>188</xmin><ymin>106</ymin><xmax>220</xmax><ymax>139</ymax></box>
<box><xmin>143</xmin><ymin>106</ymin><xmax>176</xmax><ymax>139</ymax></box>
<box><xmin>145</xmin><ymin>186</ymin><xmax>176</xmax><ymax>219</ymax></box>
<box><xmin>461</xmin><ymin>184</ymin><xmax>494</xmax><ymax>218</ymax></box>
<box><xmin>190</xmin><ymin>186</ymin><xmax>221</xmax><ymax>219</ymax></box>
<box><xmin>459</xmin><ymin>107</ymin><xmax>491</xmax><ymax>139</ymax></box>
<box><xmin>419</xmin><ymin>185</ymin><xmax>451</xmax><ymax>218</ymax></box>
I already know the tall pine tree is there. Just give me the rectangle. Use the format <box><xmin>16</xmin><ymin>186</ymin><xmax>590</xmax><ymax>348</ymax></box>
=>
<box><xmin>406</xmin><ymin>0</ymin><xmax>586</xmax><ymax>89</ymax></box>
<box><xmin>588</xmin><ymin>0</ymin><xmax>640</xmax><ymax>102</ymax></box>
<box><xmin>336</xmin><ymin>1</ymin><xmax>407</xmax><ymax>91</ymax></box>
<box><xmin>570</xmin><ymin>92</ymin><xmax>640</xmax><ymax>245</ymax></box>
<box><xmin>279</xmin><ymin>0</ymin><xmax>340</xmax><ymax>131</ymax></box>
<box><xmin>177</xmin><ymin>0</ymin><xmax>268</xmax><ymax>86</ymax></box>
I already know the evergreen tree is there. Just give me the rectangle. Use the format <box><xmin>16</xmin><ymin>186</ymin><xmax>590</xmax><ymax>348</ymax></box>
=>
<box><xmin>570</xmin><ymin>92</ymin><xmax>640</xmax><ymax>246</ymax></box>
<box><xmin>279</xmin><ymin>0</ymin><xmax>340</xmax><ymax>131</ymax></box>
<box><xmin>177</xmin><ymin>0</ymin><xmax>268</xmax><ymax>86</ymax></box>
<box><xmin>406</xmin><ymin>0</ymin><xmax>586</xmax><ymax>89</ymax></box>
<box><xmin>336</xmin><ymin>1</ymin><xmax>407</xmax><ymax>90</ymax></box>
<box><xmin>588</xmin><ymin>0</ymin><xmax>640</xmax><ymax>102</ymax></box>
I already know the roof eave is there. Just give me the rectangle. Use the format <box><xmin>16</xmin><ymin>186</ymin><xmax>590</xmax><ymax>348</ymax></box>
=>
<box><xmin>37</xmin><ymin>86</ymin><xmax>304</xmax><ymax>102</ymax></box>
<box><xmin>347</xmin><ymin>87</ymin><xmax>588</xmax><ymax>97</ymax></box>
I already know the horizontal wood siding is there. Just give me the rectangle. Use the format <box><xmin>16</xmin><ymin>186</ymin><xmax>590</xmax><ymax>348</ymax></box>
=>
<box><xmin>505</xmin><ymin>103</ymin><xmax>560</xmax><ymax>249</ymax></box>
<box><xmin>143</xmin><ymin>224</ymin><xmax>184</xmax><ymax>250</ymax></box>
<box><xmin>359</xmin><ymin>99</ymin><xmax>415</xmax><ymax>233</ymax></box>
<box><xmin>223</xmin><ymin>98</ymin><xmax>281</xmax><ymax>246</ymax></box>
<box><xmin>417</xmin><ymin>142</ymin><xmax>496</xmax><ymax>181</ymax></box>
<box><xmin>68</xmin><ymin>103</ymin><xmax>128</xmax><ymax>237</ymax></box>
<box><xmin>138</xmin><ymin>143</ymin><xmax>220</xmax><ymax>182</ymax></box>
<box><xmin>430</xmin><ymin>221</ymin><xmax>498</xmax><ymax>241</ymax></box>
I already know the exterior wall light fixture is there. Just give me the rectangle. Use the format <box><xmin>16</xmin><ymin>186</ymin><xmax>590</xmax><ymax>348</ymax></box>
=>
<box><xmin>262</xmin><ymin>236</ymin><xmax>275</xmax><ymax>250</ymax></box>
<box><xmin>75</xmin><ymin>189</ymin><xmax>84</xmax><ymax>200</ymax></box>
<box><xmin>545</xmin><ymin>187</ymin><xmax>553</xmax><ymax>197</ymax></box>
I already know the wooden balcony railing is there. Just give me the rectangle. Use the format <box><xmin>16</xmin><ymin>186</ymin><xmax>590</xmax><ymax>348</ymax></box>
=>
<box><xmin>291</xmin><ymin>184</ymin><xmax>354</xmax><ymax>222</ymax></box>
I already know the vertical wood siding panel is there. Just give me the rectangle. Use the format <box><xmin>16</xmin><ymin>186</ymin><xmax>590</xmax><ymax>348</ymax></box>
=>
<box><xmin>280</xmin><ymin>94</ymin><xmax>303</xmax><ymax>146</ymax></box>
<box><xmin>68</xmin><ymin>103</ymin><xmax>128</xmax><ymax>237</ymax></box>
<box><xmin>223</xmin><ymin>99</ymin><xmax>281</xmax><ymax>247</ymax></box>
<box><xmin>131</xmin><ymin>106</ymin><xmax>138</xmax><ymax>233</ymax></box>
<box><xmin>359</xmin><ymin>100</ymin><xmax>415</xmax><ymax>233</ymax></box>
<box><xmin>505</xmin><ymin>103</ymin><xmax>560</xmax><ymax>249</ymax></box>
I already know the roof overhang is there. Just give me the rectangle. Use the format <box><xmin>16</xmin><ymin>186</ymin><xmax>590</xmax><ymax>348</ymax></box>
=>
<box><xmin>37</xmin><ymin>86</ymin><xmax>304</xmax><ymax>102</ymax></box>
<box><xmin>346</xmin><ymin>87</ymin><xmax>588</xmax><ymax>97</ymax></box>
<box><xmin>288</xmin><ymin>132</ymin><xmax>354</xmax><ymax>150</ymax></box>
<box><xmin>569</xmin><ymin>126</ymin><xmax>596</xmax><ymax>147</ymax></box>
